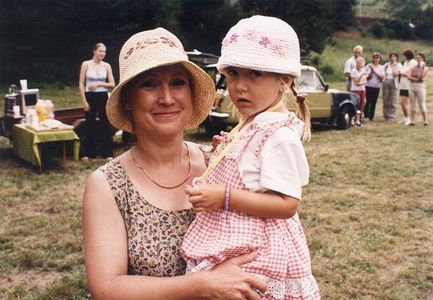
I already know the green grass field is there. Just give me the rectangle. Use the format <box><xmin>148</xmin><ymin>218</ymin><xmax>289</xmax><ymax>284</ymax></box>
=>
<box><xmin>1</xmin><ymin>34</ymin><xmax>433</xmax><ymax>299</ymax></box>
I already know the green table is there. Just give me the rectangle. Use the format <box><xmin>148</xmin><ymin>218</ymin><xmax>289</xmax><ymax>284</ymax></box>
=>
<box><xmin>13</xmin><ymin>124</ymin><xmax>80</xmax><ymax>171</ymax></box>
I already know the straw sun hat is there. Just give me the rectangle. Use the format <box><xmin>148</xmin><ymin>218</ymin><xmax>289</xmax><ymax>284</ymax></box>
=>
<box><xmin>217</xmin><ymin>15</ymin><xmax>301</xmax><ymax>78</ymax></box>
<box><xmin>106</xmin><ymin>28</ymin><xmax>215</xmax><ymax>133</ymax></box>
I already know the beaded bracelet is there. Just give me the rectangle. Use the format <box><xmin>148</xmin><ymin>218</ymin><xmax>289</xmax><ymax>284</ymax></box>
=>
<box><xmin>224</xmin><ymin>185</ymin><xmax>231</xmax><ymax>211</ymax></box>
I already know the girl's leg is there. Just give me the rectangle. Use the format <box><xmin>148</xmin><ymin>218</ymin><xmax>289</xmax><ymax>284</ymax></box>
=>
<box><xmin>400</xmin><ymin>95</ymin><xmax>409</xmax><ymax>117</ymax></box>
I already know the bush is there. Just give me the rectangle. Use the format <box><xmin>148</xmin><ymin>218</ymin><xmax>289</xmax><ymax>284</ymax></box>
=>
<box><xmin>369</xmin><ymin>22</ymin><xmax>386</xmax><ymax>39</ymax></box>
<box><xmin>385</xmin><ymin>20</ymin><xmax>414</xmax><ymax>40</ymax></box>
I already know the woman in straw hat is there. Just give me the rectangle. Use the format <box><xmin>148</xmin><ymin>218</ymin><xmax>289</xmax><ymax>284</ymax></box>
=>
<box><xmin>82</xmin><ymin>28</ymin><xmax>266</xmax><ymax>299</ymax></box>
<box><xmin>181</xmin><ymin>16</ymin><xmax>320</xmax><ymax>299</ymax></box>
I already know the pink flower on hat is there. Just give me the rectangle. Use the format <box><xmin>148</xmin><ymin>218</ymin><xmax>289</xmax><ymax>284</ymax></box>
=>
<box><xmin>259</xmin><ymin>36</ymin><xmax>271</xmax><ymax>47</ymax></box>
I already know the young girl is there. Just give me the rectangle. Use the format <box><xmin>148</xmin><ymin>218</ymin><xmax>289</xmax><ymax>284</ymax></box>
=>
<box><xmin>181</xmin><ymin>15</ymin><xmax>320</xmax><ymax>299</ymax></box>
<box><xmin>350</xmin><ymin>56</ymin><xmax>368</xmax><ymax>126</ymax></box>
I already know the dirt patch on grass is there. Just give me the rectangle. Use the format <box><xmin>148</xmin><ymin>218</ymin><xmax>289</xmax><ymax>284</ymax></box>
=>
<box><xmin>1</xmin><ymin>269</ymin><xmax>62</xmax><ymax>289</ymax></box>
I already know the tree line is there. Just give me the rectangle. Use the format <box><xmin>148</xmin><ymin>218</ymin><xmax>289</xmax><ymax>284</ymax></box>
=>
<box><xmin>0</xmin><ymin>0</ymin><xmax>357</xmax><ymax>84</ymax></box>
<box><xmin>2</xmin><ymin>0</ymin><xmax>432</xmax><ymax>85</ymax></box>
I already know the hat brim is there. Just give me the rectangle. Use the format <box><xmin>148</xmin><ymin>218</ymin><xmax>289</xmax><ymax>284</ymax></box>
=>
<box><xmin>106</xmin><ymin>60</ymin><xmax>215</xmax><ymax>133</ymax></box>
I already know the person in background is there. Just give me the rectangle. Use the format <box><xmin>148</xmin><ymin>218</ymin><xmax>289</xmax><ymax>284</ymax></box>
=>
<box><xmin>350</xmin><ymin>56</ymin><xmax>368</xmax><ymax>126</ymax></box>
<box><xmin>382</xmin><ymin>53</ymin><xmax>402</xmax><ymax>121</ymax></box>
<box><xmin>408</xmin><ymin>52</ymin><xmax>429</xmax><ymax>126</ymax></box>
<box><xmin>78</xmin><ymin>42</ymin><xmax>115</xmax><ymax>160</ymax></box>
<box><xmin>82</xmin><ymin>28</ymin><xmax>266</xmax><ymax>299</ymax></box>
<box><xmin>364</xmin><ymin>52</ymin><xmax>385</xmax><ymax>121</ymax></box>
<box><xmin>344</xmin><ymin>45</ymin><xmax>363</xmax><ymax>91</ymax></box>
<box><xmin>399</xmin><ymin>49</ymin><xmax>417</xmax><ymax>126</ymax></box>
<box><xmin>181</xmin><ymin>15</ymin><xmax>320</xmax><ymax>299</ymax></box>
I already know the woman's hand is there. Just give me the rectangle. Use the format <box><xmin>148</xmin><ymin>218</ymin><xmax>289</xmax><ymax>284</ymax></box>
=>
<box><xmin>186</xmin><ymin>184</ymin><xmax>225</xmax><ymax>212</ymax></box>
<box><xmin>82</xmin><ymin>101</ymin><xmax>90</xmax><ymax>112</ymax></box>
<box><xmin>199</xmin><ymin>252</ymin><xmax>267</xmax><ymax>300</ymax></box>
<box><xmin>87</xmin><ymin>82</ymin><xmax>100</xmax><ymax>91</ymax></box>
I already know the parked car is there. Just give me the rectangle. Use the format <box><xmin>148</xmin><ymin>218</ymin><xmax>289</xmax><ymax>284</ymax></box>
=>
<box><xmin>200</xmin><ymin>64</ymin><xmax>359</xmax><ymax>135</ymax></box>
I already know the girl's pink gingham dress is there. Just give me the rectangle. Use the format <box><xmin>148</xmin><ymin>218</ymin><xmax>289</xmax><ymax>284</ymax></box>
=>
<box><xmin>181</xmin><ymin>114</ymin><xmax>320</xmax><ymax>299</ymax></box>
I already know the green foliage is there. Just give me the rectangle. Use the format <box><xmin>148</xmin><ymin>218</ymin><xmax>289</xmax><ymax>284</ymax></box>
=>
<box><xmin>385</xmin><ymin>0</ymin><xmax>433</xmax><ymax>40</ymax></box>
<box><xmin>369</xmin><ymin>22</ymin><xmax>386</xmax><ymax>39</ymax></box>
<box><xmin>0</xmin><ymin>0</ymin><xmax>357</xmax><ymax>85</ymax></box>
<box><xmin>238</xmin><ymin>0</ymin><xmax>356</xmax><ymax>53</ymax></box>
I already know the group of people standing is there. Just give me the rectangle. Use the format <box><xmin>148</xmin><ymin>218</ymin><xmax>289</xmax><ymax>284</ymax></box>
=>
<box><xmin>344</xmin><ymin>45</ymin><xmax>429</xmax><ymax>126</ymax></box>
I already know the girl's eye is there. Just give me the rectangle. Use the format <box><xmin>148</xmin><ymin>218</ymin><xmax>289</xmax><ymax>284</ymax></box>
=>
<box><xmin>171</xmin><ymin>78</ymin><xmax>188</xmax><ymax>87</ymax></box>
<box><xmin>226</xmin><ymin>68</ymin><xmax>238</xmax><ymax>77</ymax></box>
<box><xmin>141</xmin><ymin>79</ymin><xmax>158</xmax><ymax>88</ymax></box>
<box><xmin>250</xmin><ymin>70</ymin><xmax>262</xmax><ymax>77</ymax></box>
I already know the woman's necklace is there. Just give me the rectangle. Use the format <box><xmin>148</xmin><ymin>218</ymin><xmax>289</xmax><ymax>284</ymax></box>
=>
<box><xmin>130</xmin><ymin>143</ymin><xmax>192</xmax><ymax>189</ymax></box>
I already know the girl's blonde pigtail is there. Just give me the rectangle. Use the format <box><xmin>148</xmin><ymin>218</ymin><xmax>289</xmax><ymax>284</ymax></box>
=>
<box><xmin>290</xmin><ymin>82</ymin><xmax>311</xmax><ymax>142</ymax></box>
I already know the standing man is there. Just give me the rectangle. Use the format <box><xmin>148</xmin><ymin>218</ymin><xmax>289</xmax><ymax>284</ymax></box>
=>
<box><xmin>344</xmin><ymin>45</ymin><xmax>363</xmax><ymax>91</ymax></box>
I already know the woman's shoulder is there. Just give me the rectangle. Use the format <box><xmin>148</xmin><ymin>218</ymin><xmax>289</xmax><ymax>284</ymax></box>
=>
<box><xmin>103</xmin><ymin>61</ymin><xmax>112</xmax><ymax>70</ymax></box>
<box><xmin>81</xmin><ymin>60</ymin><xmax>91</xmax><ymax>69</ymax></box>
<box><xmin>186</xmin><ymin>141</ymin><xmax>209</xmax><ymax>166</ymax></box>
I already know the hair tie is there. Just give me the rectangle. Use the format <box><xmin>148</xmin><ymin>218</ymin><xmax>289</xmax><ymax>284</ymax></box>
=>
<box><xmin>296</xmin><ymin>95</ymin><xmax>305</xmax><ymax>104</ymax></box>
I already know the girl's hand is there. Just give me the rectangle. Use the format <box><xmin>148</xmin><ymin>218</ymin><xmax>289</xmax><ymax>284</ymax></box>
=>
<box><xmin>201</xmin><ymin>252</ymin><xmax>267</xmax><ymax>300</ymax></box>
<box><xmin>186</xmin><ymin>184</ymin><xmax>225</xmax><ymax>212</ymax></box>
<box><xmin>211</xmin><ymin>135</ymin><xmax>223</xmax><ymax>151</ymax></box>
<box><xmin>211</xmin><ymin>131</ymin><xmax>229</xmax><ymax>151</ymax></box>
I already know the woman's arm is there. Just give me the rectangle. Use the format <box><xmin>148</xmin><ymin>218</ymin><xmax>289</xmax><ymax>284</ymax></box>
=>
<box><xmin>101</xmin><ymin>63</ymin><xmax>115</xmax><ymax>89</ymax></box>
<box><xmin>377</xmin><ymin>66</ymin><xmax>385</xmax><ymax>80</ymax></box>
<box><xmin>83</xmin><ymin>170</ymin><xmax>265</xmax><ymax>300</ymax></box>
<box><xmin>187</xmin><ymin>185</ymin><xmax>298</xmax><ymax>219</ymax></box>
<box><xmin>78</xmin><ymin>61</ymin><xmax>90</xmax><ymax>111</ymax></box>
<box><xmin>421</xmin><ymin>65</ymin><xmax>429</xmax><ymax>79</ymax></box>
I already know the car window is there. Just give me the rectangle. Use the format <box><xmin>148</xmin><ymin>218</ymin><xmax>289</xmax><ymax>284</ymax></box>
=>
<box><xmin>299</xmin><ymin>69</ymin><xmax>325</xmax><ymax>91</ymax></box>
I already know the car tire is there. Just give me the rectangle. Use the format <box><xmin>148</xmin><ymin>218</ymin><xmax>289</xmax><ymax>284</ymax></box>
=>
<box><xmin>336</xmin><ymin>105</ymin><xmax>352</xmax><ymax>130</ymax></box>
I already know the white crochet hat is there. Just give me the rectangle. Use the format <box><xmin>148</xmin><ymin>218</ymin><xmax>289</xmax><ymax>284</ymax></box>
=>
<box><xmin>217</xmin><ymin>15</ymin><xmax>301</xmax><ymax>77</ymax></box>
<box><xmin>107</xmin><ymin>28</ymin><xmax>215</xmax><ymax>133</ymax></box>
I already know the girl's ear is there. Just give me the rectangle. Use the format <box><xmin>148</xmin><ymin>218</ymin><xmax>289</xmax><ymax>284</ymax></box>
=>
<box><xmin>280</xmin><ymin>75</ymin><xmax>294</xmax><ymax>91</ymax></box>
<box><xmin>281</xmin><ymin>74</ymin><xmax>294</xmax><ymax>86</ymax></box>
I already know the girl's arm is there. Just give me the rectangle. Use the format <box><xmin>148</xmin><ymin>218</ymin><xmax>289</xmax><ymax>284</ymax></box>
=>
<box><xmin>78</xmin><ymin>61</ymin><xmax>90</xmax><ymax>111</ymax></box>
<box><xmin>83</xmin><ymin>170</ymin><xmax>266</xmax><ymax>300</ymax></box>
<box><xmin>188</xmin><ymin>133</ymin><xmax>306</xmax><ymax>219</ymax></box>
<box><xmin>187</xmin><ymin>185</ymin><xmax>298</xmax><ymax>219</ymax></box>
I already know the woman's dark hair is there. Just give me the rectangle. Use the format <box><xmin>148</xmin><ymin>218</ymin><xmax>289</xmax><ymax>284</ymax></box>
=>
<box><xmin>402</xmin><ymin>49</ymin><xmax>414</xmax><ymax>60</ymax></box>
<box><xmin>416</xmin><ymin>52</ymin><xmax>426</xmax><ymax>61</ymax></box>
<box><xmin>389</xmin><ymin>52</ymin><xmax>399</xmax><ymax>60</ymax></box>
<box><xmin>372</xmin><ymin>52</ymin><xmax>382</xmax><ymax>63</ymax></box>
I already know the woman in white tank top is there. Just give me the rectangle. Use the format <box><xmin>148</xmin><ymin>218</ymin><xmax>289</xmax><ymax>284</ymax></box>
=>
<box><xmin>78</xmin><ymin>43</ymin><xmax>115</xmax><ymax>159</ymax></box>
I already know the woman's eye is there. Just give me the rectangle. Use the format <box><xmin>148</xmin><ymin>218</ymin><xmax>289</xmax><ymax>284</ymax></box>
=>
<box><xmin>141</xmin><ymin>80</ymin><xmax>158</xmax><ymax>88</ymax></box>
<box><xmin>171</xmin><ymin>78</ymin><xmax>188</xmax><ymax>87</ymax></box>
